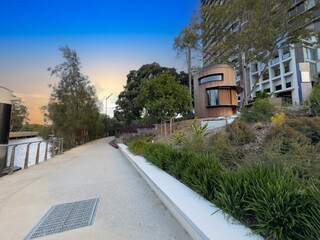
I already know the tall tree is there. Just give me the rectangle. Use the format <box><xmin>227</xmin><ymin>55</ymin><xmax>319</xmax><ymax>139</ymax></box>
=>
<box><xmin>137</xmin><ymin>73</ymin><xmax>192</xmax><ymax>135</ymax></box>
<box><xmin>114</xmin><ymin>62</ymin><xmax>189</xmax><ymax>124</ymax></box>
<box><xmin>179</xmin><ymin>0</ymin><xmax>319</xmax><ymax>104</ymax></box>
<box><xmin>10</xmin><ymin>103</ymin><xmax>29</xmax><ymax>131</ymax></box>
<box><xmin>173</xmin><ymin>13</ymin><xmax>199</xmax><ymax>99</ymax></box>
<box><xmin>44</xmin><ymin>46</ymin><xmax>100</xmax><ymax>139</ymax></box>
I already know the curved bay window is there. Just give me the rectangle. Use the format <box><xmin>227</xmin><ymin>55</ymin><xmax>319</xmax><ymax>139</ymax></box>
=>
<box><xmin>199</xmin><ymin>74</ymin><xmax>223</xmax><ymax>85</ymax></box>
<box><xmin>207</xmin><ymin>89</ymin><xmax>219</xmax><ymax>106</ymax></box>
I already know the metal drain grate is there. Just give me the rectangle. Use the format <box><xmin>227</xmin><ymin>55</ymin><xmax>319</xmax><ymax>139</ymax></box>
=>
<box><xmin>24</xmin><ymin>198</ymin><xmax>99</xmax><ymax>239</ymax></box>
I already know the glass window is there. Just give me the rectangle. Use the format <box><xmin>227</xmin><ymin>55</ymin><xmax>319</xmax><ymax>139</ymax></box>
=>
<box><xmin>271</xmin><ymin>53</ymin><xmax>280</xmax><ymax>65</ymax></box>
<box><xmin>317</xmin><ymin>48</ymin><xmax>320</xmax><ymax>60</ymax></box>
<box><xmin>304</xmin><ymin>47</ymin><xmax>316</xmax><ymax>60</ymax></box>
<box><xmin>310</xmin><ymin>62</ymin><xmax>317</xmax><ymax>78</ymax></box>
<box><xmin>284</xmin><ymin>62</ymin><xmax>290</xmax><ymax>73</ymax></box>
<box><xmin>207</xmin><ymin>89</ymin><xmax>219</xmax><ymax>106</ymax></box>
<box><xmin>297</xmin><ymin>2</ymin><xmax>305</xmax><ymax>13</ymax></box>
<box><xmin>199</xmin><ymin>74</ymin><xmax>223</xmax><ymax>84</ymax></box>
<box><xmin>282</xmin><ymin>47</ymin><xmax>291</xmax><ymax>60</ymax></box>
<box><xmin>273</xmin><ymin>65</ymin><xmax>280</xmax><ymax>77</ymax></box>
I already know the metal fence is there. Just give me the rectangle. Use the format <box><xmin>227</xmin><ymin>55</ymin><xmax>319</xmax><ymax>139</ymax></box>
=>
<box><xmin>1</xmin><ymin>135</ymin><xmax>98</xmax><ymax>176</ymax></box>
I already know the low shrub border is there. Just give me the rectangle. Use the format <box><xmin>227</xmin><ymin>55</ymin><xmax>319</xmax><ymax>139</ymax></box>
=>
<box><xmin>118</xmin><ymin>143</ymin><xmax>262</xmax><ymax>240</ymax></box>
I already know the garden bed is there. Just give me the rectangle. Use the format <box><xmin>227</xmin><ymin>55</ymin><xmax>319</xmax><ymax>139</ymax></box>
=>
<box><xmin>118</xmin><ymin>143</ymin><xmax>262</xmax><ymax>240</ymax></box>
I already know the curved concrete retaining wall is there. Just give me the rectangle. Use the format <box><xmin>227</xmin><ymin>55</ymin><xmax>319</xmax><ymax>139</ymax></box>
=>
<box><xmin>118</xmin><ymin>143</ymin><xmax>263</xmax><ymax>240</ymax></box>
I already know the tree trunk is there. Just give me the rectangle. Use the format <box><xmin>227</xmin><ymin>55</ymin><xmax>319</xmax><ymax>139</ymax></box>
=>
<box><xmin>164</xmin><ymin>120</ymin><xmax>167</xmax><ymax>136</ymax></box>
<box><xmin>170</xmin><ymin>117</ymin><xmax>173</xmax><ymax>135</ymax></box>
<box><xmin>242</xmin><ymin>52</ymin><xmax>248</xmax><ymax>106</ymax></box>
<box><xmin>187</xmin><ymin>48</ymin><xmax>193</xmax><ymax>112</ymax></box>
<box><xmin>160</xmin><ymin>119</ymin><xmax>163</xmax><ymax>135</ymax></box>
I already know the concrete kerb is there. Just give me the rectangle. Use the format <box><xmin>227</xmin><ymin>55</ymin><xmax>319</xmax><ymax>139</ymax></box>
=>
<box><xmin>117</xmin><ymin>143</ymin><xmax>263</xmax><ymax>240</ymax></box>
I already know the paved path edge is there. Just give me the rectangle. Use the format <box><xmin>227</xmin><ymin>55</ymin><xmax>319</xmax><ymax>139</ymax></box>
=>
<box><xmin>118</xmin><ymin>143</ymin><xmax>263</xmax><ymax>240</ymax></box>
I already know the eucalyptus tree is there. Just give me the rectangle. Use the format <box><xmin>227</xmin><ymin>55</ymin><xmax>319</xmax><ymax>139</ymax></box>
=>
<box><xmin>44</xmin><ymin>46</ymin><xmax>100</xmax><ymax>139</ymax></box>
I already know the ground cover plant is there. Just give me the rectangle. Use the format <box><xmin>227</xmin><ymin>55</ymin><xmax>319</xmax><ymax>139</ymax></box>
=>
<box><xmin>127</xmin><ymin>116</ymin><xmax>320</xmax><ymax>239</ymax></box>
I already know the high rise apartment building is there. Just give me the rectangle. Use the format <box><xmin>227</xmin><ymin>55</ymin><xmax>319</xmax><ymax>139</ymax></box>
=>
<box><xmin>201</xmin><ymin>0</ymin><xmax>319</xmax><ymax>105</ymax></box>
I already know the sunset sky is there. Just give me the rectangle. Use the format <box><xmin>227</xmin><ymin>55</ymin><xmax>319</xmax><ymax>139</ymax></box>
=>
<box><xmin>0</xmin><ymin>0</ymin><xmax>199</xmax><ymax>124</ymax></box>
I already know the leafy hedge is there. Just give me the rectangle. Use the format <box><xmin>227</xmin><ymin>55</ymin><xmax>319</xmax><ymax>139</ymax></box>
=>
<box><xmin>128</xmin><ymin>141</ymin><xmax>320</xmax><ymax>239</ymax></box>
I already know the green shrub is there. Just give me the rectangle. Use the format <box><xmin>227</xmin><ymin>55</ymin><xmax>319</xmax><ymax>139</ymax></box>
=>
<box><xmin>245</xmin><ymin>167</ymin><xmax>320</xmax><ymax>240</ymax></box>
<box><xmin>286</xmin><ymin>117</ymin><xmax>320</xmax><ymax>145</ymax></box>
<box><xmin>183</xmin><ymin>118</ymin><xmax>209</xmax><ymax>153</ymax></box>
<box><xmin>308</xmin><ymin>83</ymin><xmax>320</xmax><ymax>116</ymax></box>
<box><xmin>209</xmin><ymin>133</ymin><xmax>245</xmax><ymax>169</ymax></box>
<box><xmin>182</xmin><ymin>154</ymin><xmax>222</xmax><ymax>201</ymax></box>
<box><xmin>225</xmin><ymin>119</ymin><xmax>255</xmax><ymax>145</ymax></box>
<box><xmin>264</xmin><ymin>125</ymin><xmax>310</xmax><ymax>154</ymax></box>
<box><xmin>215</xmin><ymin>165</ymin><xmax>320</xmax><ymax>239</ymax></box>
<box><xmin>214</xmin><ymin>170</ymin><xmax>250</xmax><ymax>222</ymax></box>
<box><xmin>143</xmin><ymin>143</ymin><xmax>177</xmax><ymax>171</ymax></box>
<box><xmin>168</xmin><ymin>150</ymin><xmax>196</xmax><ymax>180</ymax></box>
<box><xmin>260</xmin><ymin>136</ymin><xmax>320</xmax><ymax>180</ymax></box>
<box><xmin>128</xmin><ymin>139</ymin><xmax>148</xmax><ymax>155</ymax></box>
<box><xmin>241</xmin><ymin>98</ymin><xmax>275</xmax><ymax>123</ymax></box>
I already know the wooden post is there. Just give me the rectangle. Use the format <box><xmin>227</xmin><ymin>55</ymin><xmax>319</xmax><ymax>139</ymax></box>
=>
<box><xmin>9</xmin><ymin>145</ymin><xmax>16</xmax><ymax>175</ymax></box>
<box><xmin>44</xmin><ymin>141</ymin><xmax>48</xmax><ymax>161</ymax></box>
<box><xmin>35</xmin><ymin>142</ymin><xmax>41</xmax><ymax>164</ymax></box>
<box><xmin>24</xmin><ymin>143</ymin><xmax>31</xmax><ymax>168</ymax></box>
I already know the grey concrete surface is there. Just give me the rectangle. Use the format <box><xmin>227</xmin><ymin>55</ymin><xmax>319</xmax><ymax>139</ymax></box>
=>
<box><xmin>0</xmin><ymin>138</ymin><xmax>192</xmax><ymax>240</ymax></box>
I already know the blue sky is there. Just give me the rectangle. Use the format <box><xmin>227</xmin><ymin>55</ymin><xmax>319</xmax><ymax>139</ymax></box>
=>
<box><xmin>0</xmin><ymin>0</ymin><xmax>199</xmax><ymax>123</ymax></box>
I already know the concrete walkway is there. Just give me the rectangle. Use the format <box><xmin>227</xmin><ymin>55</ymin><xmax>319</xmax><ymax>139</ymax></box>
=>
<box><xmin>0</xmin><ymin>138</ymin><xmax>192</xmax><ymax>240</ymax></box>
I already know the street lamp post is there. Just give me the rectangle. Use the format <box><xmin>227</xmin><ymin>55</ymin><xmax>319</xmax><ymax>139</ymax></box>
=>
<box><xmin>105</xmin><ymin>93</ymin><xmax>113</xmax><ymax>136</ymax></box>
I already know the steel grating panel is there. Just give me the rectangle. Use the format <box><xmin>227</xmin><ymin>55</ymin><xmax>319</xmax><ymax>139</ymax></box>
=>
<box><xmin>24</xmin><ymin>198</ymin><xmax>99</xmax><ymax>239</ymax></box>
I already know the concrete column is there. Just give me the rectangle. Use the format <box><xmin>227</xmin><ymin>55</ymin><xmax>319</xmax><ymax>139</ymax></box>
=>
<box><xmin>0</xmin><ymin>100</ymin><xmax>12</xmax><ymax>173</ymax></box>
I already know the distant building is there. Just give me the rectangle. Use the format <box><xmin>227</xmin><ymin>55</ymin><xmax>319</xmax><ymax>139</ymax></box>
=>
<box><xmin>201</xmin><ymin>0</ymin><xmax>319</xmax><ymax>105</ymax></box>
<box><xmin>193</xmin><ymin>65</ymin><xmax>243</xmax><ymax>118</ymax></box>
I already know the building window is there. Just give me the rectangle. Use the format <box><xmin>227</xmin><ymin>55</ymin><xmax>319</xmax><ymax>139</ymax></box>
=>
<box><xmin>275</xmin><ymin>85</ymin><xmax>282</xmax><ymax>91</ymax></box>
<box><xmin>297</xmin><ymin>2</ymin><xmax>305</xmax><ymax>13</ymax></box>
<box><xmin>252</xmin><ymin>63</ymin><xmax>258</xmax><ymax>72</ymax></box>
<box><xmin>199</xmin><ymin>74</ymin><xmax>223</xmax><ymax>84</ymax></box>
<box><xmin>284</xmin><ymin>62</ymin><xmax>290</xmax><ymax>73</ymax></box>
<box><xmin>282</xmin><ymin>47</ymin><xmax>291</xmax><ymax>60</ymax></box>
<box><xmin>310</xmin><ymin>62</ymin><xmax>317</xmax><ymax>78</ymax></box>
<box><xmin>286</xmin><ymin>82</ymin><xmax>292</xmax><ymax>88</ymax></box>
<box><xmin>304</xmin><ymin>47</ymin><xmax>316</xmax><ymax>60</ymax></box>
<box><xmin>271</xmin><ymin>53</ymin><xmax>280</xmax><ymax>65</ymax></box>
<box><xmin>207</xmin><ymin>89</ymin><xmax>219</xmax><ymax>106</ymax></box>
<box><xmin>273</xmin><ymin>65</ymin><xmax>281</xmax><ymax>77</ymax></box>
